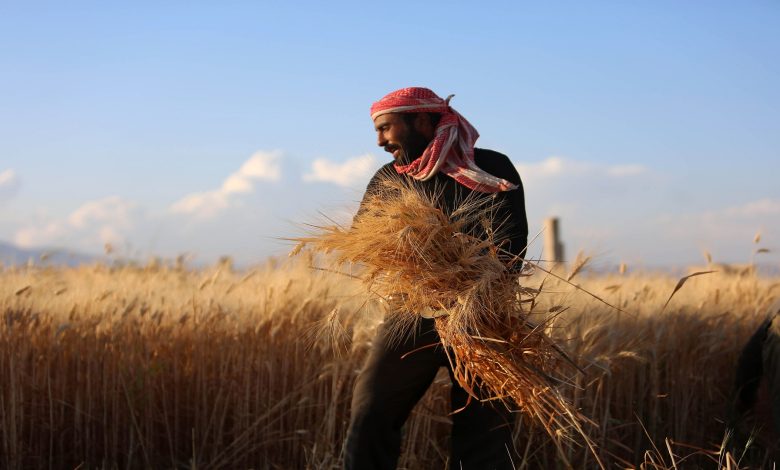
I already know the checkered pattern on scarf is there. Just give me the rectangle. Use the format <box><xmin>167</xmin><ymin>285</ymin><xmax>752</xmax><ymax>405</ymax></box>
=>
<box><xmin>371</xmin><ymin>87</ymin><xmax>517</xmax><ymax>193</ymax></box>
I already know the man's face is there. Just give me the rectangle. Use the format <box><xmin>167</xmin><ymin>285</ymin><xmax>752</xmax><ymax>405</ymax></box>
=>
<box><xmin>373</xmin><ymin>113</ymin><xmax>431</xmax><ymax>165</ymax></box>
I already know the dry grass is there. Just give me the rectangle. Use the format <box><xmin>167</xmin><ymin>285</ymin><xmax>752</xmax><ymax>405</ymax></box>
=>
<box><xmin>1</xmin><ymin>253</ymin><xmax>779</xmax><ymax>467</ymax></box>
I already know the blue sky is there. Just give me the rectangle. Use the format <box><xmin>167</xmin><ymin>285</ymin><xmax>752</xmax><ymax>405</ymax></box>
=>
<box><xmin>1</xmin><ymin>1</ymin><xmax>778</xmax><ymax>268</ymax></box>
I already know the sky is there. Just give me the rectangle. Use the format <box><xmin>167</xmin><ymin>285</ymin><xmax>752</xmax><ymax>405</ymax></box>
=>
<box><xmin>1</xmin><ymin>1</ymin><xmax>778</xmax><ymax>269</ymax></box>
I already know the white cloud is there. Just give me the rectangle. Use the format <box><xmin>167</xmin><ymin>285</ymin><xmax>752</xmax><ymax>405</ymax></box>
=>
<box><xmin>512</xmin><ymin>155</ymin><xmax>654</xmax><ymax>229</ymax></box>
<box><xmin>98</xmin><ymin>226</ymin><xmax>123</xmax><ymax>246</ymax></box>
<box><xmin>222</xmin><ymin>151</ymin><xmax>282</xmax><ymax>195</ymax></box>
<box><xmin>507</xmin><ymin>156</ymin><xmax>671</xmax><ymax>265</ymax></box>
<box><xmin>722</xmin><ymin>198</ymin><xmax>780</xmax><ymax>218</ymax></box>
<box><xmin>15</xmin><ymin>196</ymin><xmax>138</xmax><ymax>249</ymax></box>
<box><xmin>236</xmin><ymin>152</ymin><xmax>282</xmax><ymax>181</ymax></box>
<box><xmin>516</xmin><ymin>156</ymin><xmax>583</xmax><ymax>178</ymax></box>
<box><xmin>0</xmin><ymin>169</ymin><xmax>16</xmax><ymax>186</ymax></box>
<box><xmin>170</xmin><ymin>190</ymin><xmax>229</xmax><ymax>218</ymax></box>
<box><xmin>0</xmin><ymin>169</ymin><xmax>20</xmax><ymax>201</ymax></box>
<box><xmin>303</xmin><ymin>154</ymin><xmax>378</xmax><ymax>188</ymax></box>
<box><xmin>171</xmin><ymin>150</ymin><xmax>282</xmax><ymax>218</ymax></box>
<box><xmin>607</xmin><ymin>164</ymin><xmax>646</xmax><ymax>177</ymax></box>
<box><xmin>68</xmin><ymin>195</ymin><xmax>135</xmax><ymax>229</ymax></box>
<box><xmin>656</xmin><ymin>199</ymin><xmax>780</xmax><ymax>237</ymax></box>
<box><xmin>509</xmin><ymin>156</ymin><xmax>779</xmax><ymax>267</ymax></box>
<box><xmin>674</xmin><ymin>198</ymin><xmax>780</xmax><ymax>239</ymax></box>
<box><xmin>222</xmin><ymin>174</ymin><xmax>253</xmax><ymax>194</ymax></box>
<box><xmin>650</xmin><ymin>198</ymin><xmax>780</xmax><ymax>265</ymax></box>
<box><xmin>15</xmin><ymin>222</ymin><xmax>65</xmax><ymax>248</ymax></box>
<box><xmin>515</xmin><ymin>156</ymin><xmax>646</xmax><ymax>181</ymax></box>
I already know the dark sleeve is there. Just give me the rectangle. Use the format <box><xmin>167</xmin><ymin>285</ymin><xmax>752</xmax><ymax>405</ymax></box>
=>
<box><xmin>354</xmin><ymin>163</ymin><xmax>397</xmax><ymax>225</ymax></box>
<box><xmin>474</xmin><ymin>149</ymin><xmax>529</xmax><ymax>269</ymax></box>
<box><xmin>500</xmin><ymin>162</ymin><xmax>529</xmax><ymax>269</ymax></box>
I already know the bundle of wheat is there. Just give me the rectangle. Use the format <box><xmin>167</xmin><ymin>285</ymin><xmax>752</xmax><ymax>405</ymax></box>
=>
<box><xmin>292</xmin><ymin>177</ymin><xmax>599</xmax><ymax>464</ymax></box>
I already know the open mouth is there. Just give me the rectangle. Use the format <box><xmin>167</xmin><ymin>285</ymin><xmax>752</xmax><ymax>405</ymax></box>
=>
<box><xmin>385</xmin><ymin>146</ymin><xmax>402</xmax><ymax>159</ymax></box>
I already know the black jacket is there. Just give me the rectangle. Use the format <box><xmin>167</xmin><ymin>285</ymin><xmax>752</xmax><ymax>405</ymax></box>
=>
<box><xmin>358</xmin><ymin>148</ymin><xmax>528</xmax><ymax>268</ymax></box>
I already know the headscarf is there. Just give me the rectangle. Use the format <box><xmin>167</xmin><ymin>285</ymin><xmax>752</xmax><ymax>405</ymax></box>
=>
<box><xmin>370</xmin><ymin>87</ymin><xmax>517</xmax><ymax>193</ymax></box>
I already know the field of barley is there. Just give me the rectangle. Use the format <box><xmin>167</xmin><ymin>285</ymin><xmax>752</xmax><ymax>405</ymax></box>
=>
<box><xmin>1</xmin><ymin>255</ymin><xmax>778</xmax><ymax>469</ymax></box>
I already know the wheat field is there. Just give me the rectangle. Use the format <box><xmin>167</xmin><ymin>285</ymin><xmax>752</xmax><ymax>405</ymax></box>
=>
<box><xmin>0</xmin><ymin>255</ymin><xmax>778</xmax><ymax>469</ymax></box>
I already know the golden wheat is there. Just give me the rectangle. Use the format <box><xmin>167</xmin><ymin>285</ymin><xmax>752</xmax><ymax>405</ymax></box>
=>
<box><xmin>0</xmin><ymin>252</ymin><xmax>778</xmax><ymax>468</ymax></box>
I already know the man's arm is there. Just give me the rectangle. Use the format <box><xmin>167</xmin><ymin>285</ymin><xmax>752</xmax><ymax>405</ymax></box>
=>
<box><xmin>354</xmin><ymin>163</ymin><xmax>397</xmax><ymax>225</ymax></box>
<box><xmin>503</xmin><ymin>165</ymin><xmax>529</xmax><ymax>268</ymax></box>
<box><xmin>474</xmin><ymin>149</ymin><xmax>529</xmax><ymax>270</ymax></box>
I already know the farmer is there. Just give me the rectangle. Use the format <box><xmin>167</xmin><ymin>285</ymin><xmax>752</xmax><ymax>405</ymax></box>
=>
<box><xmin>344</xmin><ymin>87</ymin><xmax>529</xmax><ymax>470</ymax></box>
<box><xmin>728</xmin><ymin>304</ymin><xmax>780</xmax><ymax>456</ymax></box>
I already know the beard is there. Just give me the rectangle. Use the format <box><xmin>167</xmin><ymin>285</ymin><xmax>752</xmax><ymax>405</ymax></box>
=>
<box><xmin>392</xmin><ymin>129</ymin><xmax>431</xmax><ymax>165</ymax></box>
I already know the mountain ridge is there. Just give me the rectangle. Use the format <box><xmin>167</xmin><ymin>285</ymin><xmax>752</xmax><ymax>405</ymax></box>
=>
<box><xmin>0</xmin><ymin>241</ymin><xmax>97</xmax><ymax>266</ymax></box>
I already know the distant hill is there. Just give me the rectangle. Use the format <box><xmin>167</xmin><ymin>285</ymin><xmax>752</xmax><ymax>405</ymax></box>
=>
<box><xmin>0</xmin><ymin>241</ymin><xmax>98</xmax><ymax>267</ymax></box>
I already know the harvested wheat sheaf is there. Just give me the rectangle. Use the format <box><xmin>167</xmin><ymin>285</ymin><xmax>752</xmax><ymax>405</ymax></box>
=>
<box><xmin>293</xmin><ymin>177</ymin><xmax>601</xmax><ymax>464</ymax></box>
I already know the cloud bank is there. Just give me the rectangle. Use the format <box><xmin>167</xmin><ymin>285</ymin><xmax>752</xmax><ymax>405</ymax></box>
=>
<box><xmin>303</xmin><ymin>154</ymin><xmax>378</xmax><ymax>188</ymax></box>
<box><xmin>15</xmin><ymin>196</ymin><xmax>138</xmax><ymax>249</ymax></box>
<box><xmin>9</xmin><ymin>149</ymin><xmax>294</xmax><ymax>259</ymax></box>
<box><xmin>6</xmin><ymin>152</ymin><xmax>777</xmax><ymax>268</ymax></box>
<box><xmin>170</xmin><ymin>150</ymin><xmax>282</xmax><ymax>218</ymax></box>
<box><xmin>512</xmin><ymin>156</ymin><xmax>779</xmax><ymax>266</ymax></box>
<box><xmin>515</xmin><ymin>156</ymin><xmax>647</xmax><ymax>182</ymax></box>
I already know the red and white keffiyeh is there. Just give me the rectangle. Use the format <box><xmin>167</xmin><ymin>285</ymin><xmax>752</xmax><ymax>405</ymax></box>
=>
<box><xmin>370</xmin><ymin>87</ymin><xmax>517</xmax><ymax>193</ymax></box>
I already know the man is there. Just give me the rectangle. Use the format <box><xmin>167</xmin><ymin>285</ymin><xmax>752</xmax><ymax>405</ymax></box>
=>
<box><xmin>344</xmin><ymin>87</ymin><xmax>528</xmax><ymax>470</ymax></box>
<box><xmin>728</xmin><ymin>305</ymin><xmax>780</xmax><ymax>458</ymax></box>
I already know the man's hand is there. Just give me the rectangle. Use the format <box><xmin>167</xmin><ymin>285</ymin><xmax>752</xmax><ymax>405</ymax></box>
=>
<box><xmin>420</xmin><ymin>306</ymin><xmax>449</xmax><ymax>319</ymax></box>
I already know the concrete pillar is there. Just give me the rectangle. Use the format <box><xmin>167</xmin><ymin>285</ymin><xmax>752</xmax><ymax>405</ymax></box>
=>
<box><xmin>544</xmin><ymin>217</ymin><xmax>565</xmax><ymax>269</ymax></box>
